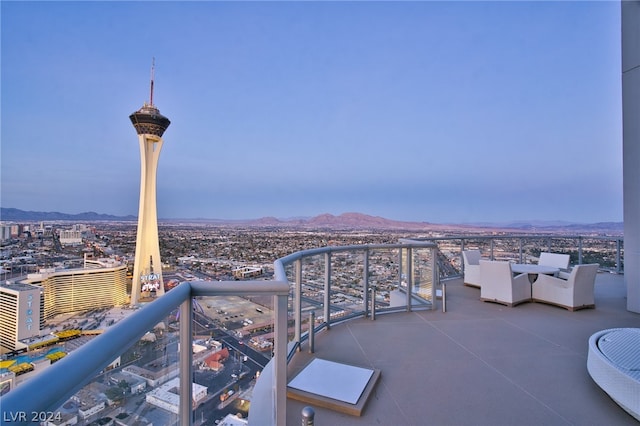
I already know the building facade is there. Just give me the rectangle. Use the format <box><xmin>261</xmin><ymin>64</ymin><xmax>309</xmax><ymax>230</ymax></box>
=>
<box><xmin>21</xmin><ymin>262</ymin><xmax>128</xmax><ymax>320</ymax></box>
<box><xmin>58</xmin><ymin>229</ymin><xmax>82</xmax><ymax>246</ymax></box>
<box><xmin>0</xmin><ymin>283</ymin><xmax>43</xmax><ymax>353</ymax></box>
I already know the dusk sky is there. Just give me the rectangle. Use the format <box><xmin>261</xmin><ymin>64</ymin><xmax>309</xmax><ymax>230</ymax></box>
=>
<box><xmin>1</xmin><ymin>1</ymin><xmax>623</xmax><ymax>224</ymax></box>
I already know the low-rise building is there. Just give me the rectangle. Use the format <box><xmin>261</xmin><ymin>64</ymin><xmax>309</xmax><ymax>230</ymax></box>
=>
<box><xmin>122</xmin><ymin>363</ymin><xmax>177</xmax><ymax>388</ymax></box>
<box><xmin>109</xmin><ymin>371</ymin><xmax>147</xmax><ymax>394</ymax></box>
<box><xmin>232</xmin><ymin>266</ymin><xmax>263</xmax><ymax>279</ymax></box>
<box><xmin>217</xmin><ymin>413</ymin><xmax>248</xmax><ymax>426</ymax></box>
<box><xmin>72</xmin><ymin>387</ymin><xmax>107</xmax><ymax>420</ymax></box>
<box><xmin>145</xmin><ymin>377</ymin><xmax>207</xmax><ymax>414</ymax></box>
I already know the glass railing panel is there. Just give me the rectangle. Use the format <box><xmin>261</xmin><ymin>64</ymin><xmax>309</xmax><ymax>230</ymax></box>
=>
<box><xmin>521</xmin><ymin>236</ymin><xmax>581</xmax><ymax>266</ymax></box>
<box><xmin>410</xmin><ymin>247</ymin><xmax>434</xmax><ymax>306</ymax></box>
<box><xmin>545</xmin><ymin>237</ymin><xmax>577</xmax><ymax>259</ymax></box>
<box><xmin>300</xmin><ymin>254</ymin><xmax>326</xmax><ymax>334</ymax></box>
<box><xmin>283</xmin><ymin>261</ymin><xmax>295</xmax><ymax>284</ymax></box>
<box><xmin>486</xmin><ymin>237</ymin><xmax>519</xmax><ymax>262</ymax></box>
<box><xmin>430</xmin><ymin>236</ymin><xmax>624</xmax><ymax>274</ymax></box>
<box><xmin>460</xmin><ymin>238</ymin><xmax>493</xmax><ymax>259</ymax></box>
<box><xmin>327</xmin><ymin>250</ymin><xmax>366</xmax><ymax>322</ymax></box>
<box><xmin>435</xmin><ymin>240</ymin><xmax>463</xmax><ymax>277</ymax></box>
<box><xmin>368</xmin><ymin>247</ymin><xmax>400</xmax><ymax>311</ymax></box>
<box><xmin>399</xmin><ymin>246</ymin><xmax>433</xmax><ymax>308</ymax></box>
<box><xmin>517</xmin><ymin>237</ymin><xmax>550</xmax><ymax>263</ymax></box>
<box><xmin>193</xmin><ymin>295</ymin><xmax>273</xmax><ymax>361</ymax></box>
<box><xmin>576</xmin><ymin>237</ymin><xmax>622</xmax><ymax>271</ymax></box>
<box><xmin>283</xmin><ymin>262</ymin><xmax>296</xmax><ymax>342</ymax></box>
<box><xmin>193</xmin><ymin>295</ymin><xmax>271</xmax><ymax>424</ymax></box>
<box><xmin>47</xmin><ymin>315</ymin><xmax>180</xmax><ymax>426</ymax></box>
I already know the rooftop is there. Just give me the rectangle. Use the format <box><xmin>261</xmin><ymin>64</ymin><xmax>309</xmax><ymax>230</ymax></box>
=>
<box><xmin>0</xmin><ymin>281</ymin><xmax>41</xmax><ymax>292</ymax></box>
<box><xmin>285</xmin><ymin>272</ymin><xmax>639</xmax><ymax>425</ymax></box>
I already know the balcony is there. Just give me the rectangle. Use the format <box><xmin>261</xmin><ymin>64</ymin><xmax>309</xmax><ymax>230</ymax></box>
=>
<box><xmin>286</xmin><ymin>270</ymin><xmax>636</xmax><ymax>425</ymax></box>
<box><xmin>2</xmin><ymin>236</ymin><xmax>637</xmax><ymax>425</ymax></box>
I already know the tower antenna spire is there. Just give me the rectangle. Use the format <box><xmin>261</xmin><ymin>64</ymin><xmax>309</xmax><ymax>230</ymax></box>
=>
<box><xmin>149</xmin><ymin>57</ymin><xmax>155</xmax><ymax>106</ymax></box>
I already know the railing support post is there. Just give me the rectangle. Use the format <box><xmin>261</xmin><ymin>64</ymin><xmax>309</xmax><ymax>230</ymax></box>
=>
<box><xmin>398</xmin><ymin>247</ymin><xmax>403</xmax><ymax>290</ymax></box>
<box><xmin>295</xmin><ymin>259</ymin><xmax>302</xmax><ymax>349</ymax></box>
<box><xmin>364</xmin><ymin>248</ymin><xmax>370</xmax><ymax>318</ymax></box>
<box><xmin>179</xmin><ymin>296</ymin><xmax>193</xmax><ymax>426</ymax></box>
<box><xmin>432</xmin><ymin>247</ymin><xmax>438</xmax><ymax>311</ymax></box>
<box><xmin>370</xmin><ymin>285</ymin><xmax>376</xmax><ymax>321</ymax></box>
<box><xmin>441</xmin><ymin>281</ymin><xmax>447</xmax><ymax>313</ymax></box>
<box><xmin>578</xmin><ymin>237</ymin><xmax>584</xmax><ymax>265</ymax></box>
<box><xmin>617</xmin><ymin>238</ymin><xmax>622</xmax><ymax>274</ymax></box>
<box><xmin>518</xmin><ymin>238</ymin><xmax>523</xmax><ymax>263</ymax></box>
<box><xmin>324</xmin><ymin>252</ymin><xmax>331</xmax><ymax>330</ymax></box>
<box><xmin>406</xmin><ymin>247</ymin><xmax>413</xmax><ymax>312</ymax></box>
<box><xmin>275</xmin><ymin>292</ymin><xmax>288</xmax><ymax>426</ymax></box>
<box><xmin>309</xmin><ymin>311</ymin><xmax>315</xmax><ymax>353</ymax></box>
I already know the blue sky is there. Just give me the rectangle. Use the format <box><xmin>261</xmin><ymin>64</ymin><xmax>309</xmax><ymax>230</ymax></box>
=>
<box><xmin>1</xmin><ymin>1</ymin><xmax>622</xmax><ymax>224</ymax></box>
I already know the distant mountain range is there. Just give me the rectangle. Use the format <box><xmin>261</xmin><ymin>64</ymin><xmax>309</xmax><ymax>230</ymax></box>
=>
<box><xmin>0</xmin><ymin>207</ymin><xmax>623</xmax><ymax>234</ymax></box>
<box><xmin>0</xmin><ymin>208</ymin><xmax>137</xmax><ymax>222</ymax></box>
<box><xmin>228</xmin><ymin>212</ymin><xmax>446</xmax><ymax>231</ymax></box>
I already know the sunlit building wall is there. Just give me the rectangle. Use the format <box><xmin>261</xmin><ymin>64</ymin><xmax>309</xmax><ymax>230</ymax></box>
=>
<box><xmin>21</xmin><ymin>264</ymin><xmax>128</xmax><ymax>319</ymax></box>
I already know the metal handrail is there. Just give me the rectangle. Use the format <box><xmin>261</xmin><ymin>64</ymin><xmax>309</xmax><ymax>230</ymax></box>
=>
<box><xmin>1</xmin><ymin>280</ymin><xmax>290</xmax><ymax>426</ymax></box>
<box><xmin>2</xmin><ymin>282</ymin><xmax>191</xmax><ymax>422</ymax></box>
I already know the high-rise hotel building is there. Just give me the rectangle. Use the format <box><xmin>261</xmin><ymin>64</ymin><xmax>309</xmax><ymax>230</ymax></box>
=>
<box><xmin>21</xmin><ymin>260</ymin><xmax>128</xmax><ymax>321</ymax></box>
<box><xmin>0</xmin><ymin>283</ymin><xmax>43</xmax><ymax>353</ymax></box>
<box><xmin>129</xmin><ymin>63</ymin><xmax>171</xmax><ymax>306</ymax></box>
<box><xmin>1</xmin><ymin>260</ymin><xmax>127</xmax><ymax>353</ymax></box>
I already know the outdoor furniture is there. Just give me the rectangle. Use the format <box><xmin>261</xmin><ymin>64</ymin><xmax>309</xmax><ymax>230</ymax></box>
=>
<box><xmin>462</xmin><ymin>250</ymin><xmax>482</xmax><ymax>288</ymax></box>
<box><xmin>479</xmin><ymin>260</ymin><xmax>531</xmax><ymax>307</ymax></box>
<box><xmin>538</xmin><ymin>252</ymin><xmax>570</xmax><ymax>278</ymax></box>
<box><xmin>511</xmin><ymin>264</ymin><xmax>559</xmax><ymax>285</ymax></box>
<box><xmin>588</xmin><ymin>328</ymin><xmax>640</xmax><ymax>421</ymax></box>
<box><xmin>532</xmin><ymin>263</ymin><xmax>599</xmax><ymax>311</ymax></box>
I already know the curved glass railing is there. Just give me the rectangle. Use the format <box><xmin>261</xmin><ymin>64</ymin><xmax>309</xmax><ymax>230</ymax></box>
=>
<box><xmin>421</xmin><ymin>235</ymin><xmax>623</xmax><ymax>277</ymax></box>
<box><xmin>274</xmin><ymin>242</ymin><xmax>440</xmax><ymax>355</ymax></box>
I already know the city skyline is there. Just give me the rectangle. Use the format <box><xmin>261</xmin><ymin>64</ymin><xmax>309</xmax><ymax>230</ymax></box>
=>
<box><xmin>1</xmin><ymin>1</ymin><xmax>623</xmax><ymax>224</ymax></box>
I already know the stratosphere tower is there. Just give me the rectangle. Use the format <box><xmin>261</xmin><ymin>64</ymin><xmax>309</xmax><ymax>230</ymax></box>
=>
<box><xmin>129</xmin><ymin>60</ymin><xmax>170</xmax><ymax>306</ymax></box>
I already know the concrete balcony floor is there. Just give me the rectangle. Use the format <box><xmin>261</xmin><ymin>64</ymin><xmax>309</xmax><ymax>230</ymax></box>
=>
<box><xmin>286</xmin><ymin>273</ymin><xmax>639</xmax><ymax>426</ymax></box>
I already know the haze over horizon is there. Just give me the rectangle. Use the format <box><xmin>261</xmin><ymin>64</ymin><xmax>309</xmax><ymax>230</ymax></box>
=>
<box><xmin>1</xmin><ymin>1</ymin><xmax>623</xmax><ymax>224</ymax></box>
<box><xmin>0</xmin><ymin>207</ymin><xmax>623</xmax><ymax>230</ymax></box>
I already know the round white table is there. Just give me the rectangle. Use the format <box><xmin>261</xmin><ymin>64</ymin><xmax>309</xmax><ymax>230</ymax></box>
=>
<box><xmin>511</xmin><ymin>264</ymin><xmax>559</xmax><ymax>284</ymax></box>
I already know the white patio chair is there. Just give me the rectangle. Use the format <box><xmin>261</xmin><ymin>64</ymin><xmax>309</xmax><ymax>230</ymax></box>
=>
<box><xmin>462</xmin><ymin>250</ymin><xmax>482</xmax><ymax>288</ymax></box>
<box><xmin>479</xmin><ymin>260</ymin><xmax>531</xmax><ymax>307</ymax></box>
<box><xmin>532</xmin><ymin>263</ymin><xmax>599</xmax><ymax>311</ymax></box>
<box><xmin>538</xmin><ymin>252</ymin><xmax>570</xmax><ymax>272</ymax></box>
